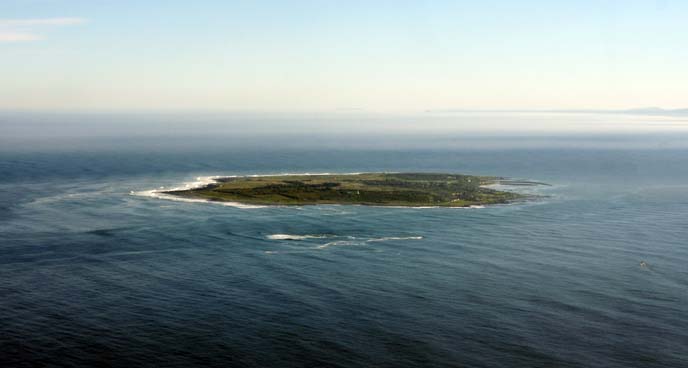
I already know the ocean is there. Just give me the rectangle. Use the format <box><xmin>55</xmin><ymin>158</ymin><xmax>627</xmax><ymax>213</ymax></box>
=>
<box><xmin>1</xmin><ymin>113</ymin><xmax>687</xmax><ymax>367</ymax></box>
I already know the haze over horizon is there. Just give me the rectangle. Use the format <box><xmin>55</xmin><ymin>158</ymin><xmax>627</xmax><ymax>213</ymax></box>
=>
<box><xmin>2</xmin><ymin>0</ymin><xmax>687</xmax><ymax>112</ymax></box>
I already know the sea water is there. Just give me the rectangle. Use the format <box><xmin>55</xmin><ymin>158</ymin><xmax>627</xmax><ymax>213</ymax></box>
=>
<box><xmin>1</xmin><ymin>114</ymin><xmax>687</xmax><ymax>367</ymax></box>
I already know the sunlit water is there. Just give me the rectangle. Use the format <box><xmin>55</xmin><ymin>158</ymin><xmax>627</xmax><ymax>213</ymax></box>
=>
<box><xmin>1</xmin><ymin>113</ymin><xmax>688</xmax><ymax>367</ymax></box>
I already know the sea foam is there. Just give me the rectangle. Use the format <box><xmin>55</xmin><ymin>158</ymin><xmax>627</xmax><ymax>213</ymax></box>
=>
<box><xmin>266</xmin><ymin>233</ymin><xmax>424</xmax><ymax>249</ymax></box>
<box><xmin>132</xmin><ymin>176</ymin><xmax>266</xmax><ymax>209</ymax></box>
<box><xmin>266</xmin><ymin>234</ymin><xmax>334</xmax><ymax>240</ymax></box>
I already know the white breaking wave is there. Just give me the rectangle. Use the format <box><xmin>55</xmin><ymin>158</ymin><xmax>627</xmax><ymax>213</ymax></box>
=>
<box><xmin>316</xmin><ymin>235</ymin><xmax>424</xmax><ymax>249</ymax></box>
<box><xmin>131</xmin><ymin>176</ymin><xmax>265</xmax><ymax>209</ymax></box>
<box><xmin>266</xmin><ymin>234</ymin><xmax>334</xmax><ymax>240</ymax></box>
<box><xmin>265</xmin><ymin>233</ymin><xmax>423</xmax><ymax>250</ymax></box>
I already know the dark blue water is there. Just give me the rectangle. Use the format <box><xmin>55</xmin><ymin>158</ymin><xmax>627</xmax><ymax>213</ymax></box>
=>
<box><xmin>1</xmin><ymin>147</ymin><xmax>687</xmax><ymax>367</ymax></box>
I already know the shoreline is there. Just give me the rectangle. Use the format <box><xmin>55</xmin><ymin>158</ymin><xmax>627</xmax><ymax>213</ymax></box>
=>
<box><xmin>136</xmin><ymin>172</ymin><xmax>544</xmax><ymax>209</ymax></box>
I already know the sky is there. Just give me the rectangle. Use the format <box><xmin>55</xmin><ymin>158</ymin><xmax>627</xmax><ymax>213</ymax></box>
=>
<box><xmin>1</xmin><ymin>0</ymin><xmax>686</xmax><ymax>112</ymax></box>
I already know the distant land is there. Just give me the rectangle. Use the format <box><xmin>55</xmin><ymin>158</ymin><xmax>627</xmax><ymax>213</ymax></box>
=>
<box><xmin>425</xmin><ymin>107</ymin><xmax>688</xmax><ymax>117</ymax></box>
<box><xmin>164</xmin><ymin>173</ymin><xmax>542</xmax><ymax>207</ymax></box>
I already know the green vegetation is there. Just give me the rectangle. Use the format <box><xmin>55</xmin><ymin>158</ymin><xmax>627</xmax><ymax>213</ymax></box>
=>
<box><xmin>165</xmin><ymin>173</ymin><xmax>528</xmax><ymax>207</ymax></box>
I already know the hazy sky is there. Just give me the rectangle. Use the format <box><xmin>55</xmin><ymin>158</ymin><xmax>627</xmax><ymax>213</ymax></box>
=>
<box><xmin>1</xmin><ymin>0</ymin><xmax>686</xmax><ymax>111</ymax></box>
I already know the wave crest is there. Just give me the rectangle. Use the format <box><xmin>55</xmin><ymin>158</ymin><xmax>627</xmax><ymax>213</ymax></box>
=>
<box><xmin>266</xmin><ymin>234</ymin><xmax>334</xmax><ymax>240</ymax></box>
<box><xmin>266</xmin><ymin>234</ymin><xmax>423</xmax><ymax>250</ymax></box>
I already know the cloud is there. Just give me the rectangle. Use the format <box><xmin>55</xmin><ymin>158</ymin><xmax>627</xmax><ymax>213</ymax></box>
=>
<box><xmin>0</xmin><ymin>17</ymin><xmax>86</xmax><ymax>42</ymax></box>
<box><xmin>0</xmin><ymin>31</ymin><xmax>42</xmax><ymax>42</ymax></box>
<box><xmin>0</xmin><ymin>17</ymin><xmax>86</xmax><ymax>27</ymax></box>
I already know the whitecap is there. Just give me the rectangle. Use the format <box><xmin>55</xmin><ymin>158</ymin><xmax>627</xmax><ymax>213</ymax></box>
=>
<box><xmin>131</xmin><ymin>175</ymin><xmax>266</xmax><ymax>209</ymax></box>
<box><xmin>316</xmin><ymin>235</ymin><xmax>423</xmax><ymax>249</ymax></box>
<box><xmin>267</xmin><ymin>234</ymin><xmax>334</xmax><ymax>240</ymax></box>
<box><xmin>134</xmin><ymin>190</ymin><xmax>266</xmax><ymax>209</ymax></box>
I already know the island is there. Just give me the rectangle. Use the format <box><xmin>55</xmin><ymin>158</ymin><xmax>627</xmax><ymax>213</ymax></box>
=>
<box><xmin>163</xmin><ymin>173</ymin><xmax>539</xmax><ymax>207</ymax></box>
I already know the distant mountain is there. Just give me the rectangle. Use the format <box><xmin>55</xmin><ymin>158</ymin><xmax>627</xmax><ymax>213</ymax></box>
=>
<box><xmin>621</xmin><ymin>107</ymin><xmax>688</xmax><ymax>116</ymax></box>
<box><xmin>425</xmin><ymin>108</ymin><xmax>688</xmax><ymax>117</ymax></box>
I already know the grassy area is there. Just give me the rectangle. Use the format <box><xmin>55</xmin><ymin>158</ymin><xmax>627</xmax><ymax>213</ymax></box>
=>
<box><xmin>165</xmin><ymin>173</ymin><xmax>525</xmax><ymax>207</ymax></box>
